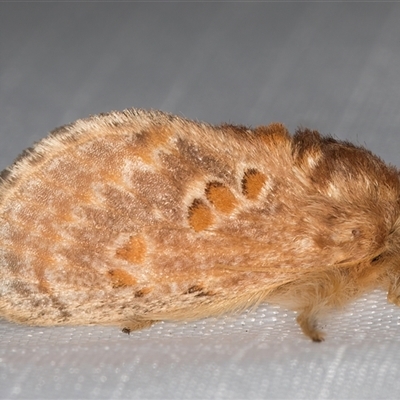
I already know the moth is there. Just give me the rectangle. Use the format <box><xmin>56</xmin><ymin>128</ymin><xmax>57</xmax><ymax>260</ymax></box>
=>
<box><xmin>0</xmin><ymin>108</ymin><xmax>399</xmax><ymax>342</ymax></box>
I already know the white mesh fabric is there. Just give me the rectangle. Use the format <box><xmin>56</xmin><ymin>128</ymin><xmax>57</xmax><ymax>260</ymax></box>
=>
<box><xmin>1</xmin><ymin>291</ymin><xmax>400</xmax><ymax>399</ymax></box>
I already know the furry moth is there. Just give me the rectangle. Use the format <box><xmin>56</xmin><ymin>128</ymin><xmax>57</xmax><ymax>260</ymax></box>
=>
<box><xmin>1</xmin><ymin>108</ymin><xmax>400</xmax><ymax>342</ymax></box>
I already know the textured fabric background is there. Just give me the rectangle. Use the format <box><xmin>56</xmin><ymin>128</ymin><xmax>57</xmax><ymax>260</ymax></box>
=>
<box><xmin>1</xmin><ymin>3</ymin><xmax>400</xmax><ymax>399</ymax></box>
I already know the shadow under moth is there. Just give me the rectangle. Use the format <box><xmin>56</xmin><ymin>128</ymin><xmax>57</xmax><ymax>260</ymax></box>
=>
<box><xmin>1</xmin><ymin>108</ymin><xmax>399</xmax><ymax>342</ymax></box>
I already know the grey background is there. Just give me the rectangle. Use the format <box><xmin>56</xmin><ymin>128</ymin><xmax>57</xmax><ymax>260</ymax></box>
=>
<box><xmin>1</xmin><ymin>2</ymin><xmax>400</xmax><ymax>399</ymax></box>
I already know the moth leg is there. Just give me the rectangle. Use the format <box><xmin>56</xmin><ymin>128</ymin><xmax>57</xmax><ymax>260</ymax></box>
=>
<box><xmin>121</xmin><ymin>319</ymin><xmax>155</xmax><ymax>334</ymax></box>
<box><xmin>387</xmin><ymin>285</ymin><xmax>400</xmax><ymax>306</ymax></box>
<box><xmin>296</xmin><ymin>308</ymin><xmax>325</xmax><ymax>342</ymax></box>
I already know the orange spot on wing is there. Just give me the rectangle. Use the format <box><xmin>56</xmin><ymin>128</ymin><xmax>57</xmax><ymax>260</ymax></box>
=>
<box><xmin>115</xmin><ymin>235</ymin><xmax>146</xmax><ymax>264</ymax></box>
<box><xmin>108</xmin><ymin>268</ymin><xmax>137</xmax><ymax>288</ymax></box>
<box><xmin>188</xmin><ymin>199</ymin><xmax>213</xmax><ymax>231</ymax></box>
<box><xmin>205</xmin><ymin>182</ymin><xmax>237</xmax><ymax>213</ymax></box>
<box><xmin>242</xmin><ymin>169</ymin><xmax>266</xmax><ymax>200</ymax></box>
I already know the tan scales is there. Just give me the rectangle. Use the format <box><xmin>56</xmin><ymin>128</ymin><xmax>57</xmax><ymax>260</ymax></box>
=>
<box><xmin>1</xmin><ymin>108</ymin><xmax>400</xmax><ymax>341</ymax></box>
